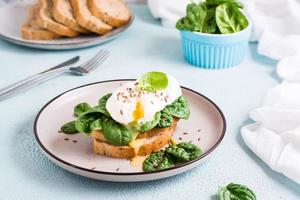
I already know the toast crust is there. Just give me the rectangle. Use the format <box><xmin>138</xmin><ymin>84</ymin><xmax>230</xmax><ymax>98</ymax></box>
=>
<box><xmin>70</xmin><ymin>0</ymin><xmax>113</xmax><ymax>35</ymax></box>
<box><xmin>52</xmin><ymin>0</ymin><xmax>89</xmax><ymax>33</ymax></box>
<box><xmin>88</xmin><ymin>0</ymin><xmax>131</xmax><ymax>27</ymax></box>
<box><xmin>36</xmin><ymin>0</ymin><xmax>79</xmax><ymax>37</ymax></box>
<box><xmin>92</xmin><ymin>119</ymin><xmax>178</xmax><ymax>159</ymax></box>
<box><xmin>21</xmin><ymin>4</ymin><xmax>61</xmax><ymax>40</ymax></box>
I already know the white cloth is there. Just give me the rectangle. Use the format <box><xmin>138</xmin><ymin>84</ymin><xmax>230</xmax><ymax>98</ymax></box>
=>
<box><xmin>241</xmin><ymin>0</ymin><xmax>300</xmax><ymax>185</ymax></box>
<box><xmin>147</xmin><ymin>0</ymin><xmax>189</xmax><ymax>28</ymax></box>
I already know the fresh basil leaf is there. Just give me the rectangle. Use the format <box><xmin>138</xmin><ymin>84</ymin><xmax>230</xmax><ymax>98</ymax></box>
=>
<box><xmin>60</xmin><ymin>121</ymin><xmax>78</xmax><ymax>134</ymax></box>
<box><xmin>138</xmin><ymin>72</ymin><xmax>168</xmax><ymax>92</ymax></box>
<box><xmin>102</xmin><ymin>117</ymin><xmax>133</xmax><ymax>146</ymax></box>
<box><xmin>166</xmin><ymin>96</ymin><xmax>190</xmax><ymax>119</ymax></box>
<box><xmin>98</xmin><ymin>93</ymin><xmax>112</xmax><ymax>116</ymax></box>
<box><xmin>157</xmin><ymin>108</ymin><xmax>173</xmax><ymax>128</ymax></box>
<box><xmin>74</xmin><ymin>102</ymin><xmax>91</xmax><ymax>117</ymax></box>
<box><xmin>215</xmin><ymin>3</ymin><xmax>248</xmax><ymax>34</ymax></box>
<box><xmin>143</xmin><ymin>150</ymin><xmax>175</xmax><ymax>172</ymax></box>
<box><xmin>90</xmin><ymin>119</ymin><xmax>102</xmax><ymax>131</ymax></box>
<box><xmin>136</xmin><ymin>112</ymin><xmax>161</xmax><ymax>132</ymax></box>
<box><xmin>218</xmin><ymin>183</ymin><xmax>256</xmax><ymax>200</ymax></box>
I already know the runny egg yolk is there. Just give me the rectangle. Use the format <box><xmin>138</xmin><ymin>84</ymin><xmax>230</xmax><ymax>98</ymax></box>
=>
<box><xmin>132</xmin><ymin>101</ymin><xmax>144</xmax><ymax>123</ymax></box>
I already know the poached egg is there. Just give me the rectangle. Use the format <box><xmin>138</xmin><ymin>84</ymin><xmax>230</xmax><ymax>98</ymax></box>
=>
<box><xmin>106</xmin><ymin>75</ymin><xmax>182</xmax><ymax>125</ymax></box>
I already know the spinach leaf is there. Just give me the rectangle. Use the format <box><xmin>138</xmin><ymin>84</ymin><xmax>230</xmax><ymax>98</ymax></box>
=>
<box><xmin>74</xmin><ymin>102</ymin><xmax>91</xmax><ymax>117</ymax></box>
<box><xmin>98</xmin><ymin>93</ymin><xmax>112</xmax><ymax>116</ymax></box>
<box><xmin>157</xmin><ymin>108</ymin><xmax>173</xmax><ymax>128</ymax></box>
<box><xmin>165</xmin><ymin>145</ymin><xmax>190</xmax><ymax>162</ymax></box>
<box><xmin>165</xmin><ymin>142</ymin><xmax>202</xmax><ymax>161</ymax></box>
<box><xmin>138</xmin><ymin>72</ymin><xmax>168</xmax><ymax>92</ymax></box>
<box><xmin>74</xmin><ymin>106</ymin><xmax>106</xmax><ymax>134</ymax></box>
<box><xmin>218</xmin><ymin>183</ymin><xmax>256</xmax><ymax>200</ymax></box>
<box><xmin>60</xmin><ymin>121</ymin><xmax>78</xmax><ymax>134</ymax></box>
<box><xmin>102</xmin><ymin>117</ymin><xmax>133</xmax><ymax>146</ymax></box>
<box><xmin>90</xmin><ymin>119</ymin><xmax>102</xmax><ymax>131</ymax></box>
<box><xmin>202</xmin><ymin>6</ymin><xmax>217</xmax><ymax>34</ymax></box>
<box><xmin>143</xmin><ymin>150</ymin><xmax>175</xmax><ymax>172</ymax></box>
<box><xmin>177</xmin><ymin>142</ymin><xmax>203</xmax><ymax>160</ymax></box>
<box><xmin>166</xmin><ymin>96</ymin><xmax>190</xmax><ymax>119</ymax></box>
<box><xmin>176</xmin><ymin>3</ymin><xmax>207</xmax><ymax>32</ymax></box>
<box><xmin>206</xmin><ymin>0</ymin><xmax>243</xmax><ymax>9</ymax></box>
<box><xmin>136</xmin><ymin>112</ymin><xmax>161</xmax><ymax>132</ymax></box>
<box><xmin>75</xmin><ymin>115</ymin><xmax>99</xmax><ymax>134</ymax></box>
<box><xmin>215</xmin><ymin>3</ymin><xmax>248</xmax><ymax>34</ymax></box>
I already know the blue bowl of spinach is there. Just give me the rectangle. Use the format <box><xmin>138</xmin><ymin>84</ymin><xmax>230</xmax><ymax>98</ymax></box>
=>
<box><xmin>176</xmin><ymin>0</ymin><xmax>251</xmax><ymax>69</ymax></box>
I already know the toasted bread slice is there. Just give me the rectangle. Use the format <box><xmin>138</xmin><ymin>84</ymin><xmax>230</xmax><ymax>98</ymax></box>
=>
<box><xmin>92</xmin><ymin>119</ymin><xmax>178</xmax><ymax>159</ymax></box>
<box><xmin>88</xmin><ymin>0</ymin><xmax>131</xmax><ymax>27</ymax></box>
<box><xmin>70</xmin><ymin>0</ymin><xmax>113</xmax><ymax>35</ymax></box>
<box><xmin>36</xmin><ymin>0</ymin><xmax>79</xmax><ymax>37</ymax></box>
<box><xmin>52</xmin><ymin>0</ymin><xmax>89</xmax><ymax>33</ymax></box>
<box><xmin>21</xmin><ymin>4</ymin><xmax>61</xmax><ymax>40</ymax></box>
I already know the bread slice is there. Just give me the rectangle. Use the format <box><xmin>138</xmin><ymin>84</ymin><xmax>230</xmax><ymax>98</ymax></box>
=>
<box><xmin>36</xmin><ymin>0</ymin><xmax>79</xmax><ymax>37</ymax></box>
<box><xmin>70</xmin><ymin>0</ymin><xmax>113</xmax><ymax>35</ymax></box>
<box><xmin>52</xmin><ymin>0</ymin><xmax>89</xmax><ymax>33</ymax></box>
<box><xmin>92</xmin><ymin>119</ymin><xmax>178</xmax><ymax>159</ymax></box>
<box><xmin>88</xmin><ymin>0</ymin><xmax>131</xmax><ymax>27</ymax></box>
<box><xmin>21</xmin><ymin>4</ymin><xmax>61</xmax><ymax>40</ymax></box>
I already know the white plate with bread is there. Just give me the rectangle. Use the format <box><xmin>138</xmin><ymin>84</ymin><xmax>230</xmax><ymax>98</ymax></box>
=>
<box><xmin>34</xmin><ymin>79</ymin><xmax>226</xmax><ymax>182</ymax></box>
<box><xmin>0</xmin><ymin>0</ymin><xmax>133</xmax><ymax>50</ymax></box>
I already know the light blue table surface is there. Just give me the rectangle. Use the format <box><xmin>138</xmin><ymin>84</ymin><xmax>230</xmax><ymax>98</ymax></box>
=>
<box><xmin>0</xmin><ymin>5</ymin><xmax>299</xmax><ymax>200</ymax></box>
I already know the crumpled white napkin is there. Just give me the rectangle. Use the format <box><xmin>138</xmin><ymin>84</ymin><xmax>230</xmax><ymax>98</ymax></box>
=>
<box><xmin>241</xmin><ymin>0</ymin><xmax>300</xmax><ymax>185</ymax></box>
<box><xmin>147</xmin><ymin>0</ymin><xmax>300</xmax><ymax>184</ymax></box>
<box><xmin>147</xmin><ymin>0</ymin><xmax>189</xmax><ymax>28</ymax></box>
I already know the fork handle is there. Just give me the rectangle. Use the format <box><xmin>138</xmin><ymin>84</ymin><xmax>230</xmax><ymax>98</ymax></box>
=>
<box><xmin>0</xmin><ymin>68</ymin><xmax>69</xmax><ymax>102</ymax></box>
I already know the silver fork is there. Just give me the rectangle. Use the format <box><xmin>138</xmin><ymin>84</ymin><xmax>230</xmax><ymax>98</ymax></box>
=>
<box><xmin>0</xmin><ymin>49</ymin><xmax>110</xmax><ymax>102</ymax></box>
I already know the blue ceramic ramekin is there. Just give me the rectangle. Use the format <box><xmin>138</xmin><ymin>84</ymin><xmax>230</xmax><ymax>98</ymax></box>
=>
<box><xmin>180</xmin><ymin>23</ymin><xmax>251</xmax><ymax>69</ymax></box>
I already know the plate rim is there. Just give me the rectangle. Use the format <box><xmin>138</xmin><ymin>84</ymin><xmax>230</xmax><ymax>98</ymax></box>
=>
<box><xmin>34</xmin><ymin>79</ymin><xmax>226</xmax><ymax>176</ymax></box>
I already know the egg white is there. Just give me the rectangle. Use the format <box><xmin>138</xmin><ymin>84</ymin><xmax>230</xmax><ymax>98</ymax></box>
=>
<box><xmin>106</xmin><ymin>75</ymin><xmax>182</xmax><ymax>125</ymax></box>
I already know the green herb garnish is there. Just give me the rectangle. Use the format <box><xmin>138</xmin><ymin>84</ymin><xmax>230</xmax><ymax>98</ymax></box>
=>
<box><xmin>218</xmin><ymin>183</ymin><xmax>256</xmax><ymax>200</ymax></box>
<box><xmin>143</xmin><ymin>150</ymin><xmax>175</xmax><ymax>172</ymax></box>
<box><xmin>143</xmin><ymin>139</ymin><xmax>203</xmax><ymax>172</ymax></box>
<box><xmin>176</xmin><ymin>0</ymin><xmax>248</xmax><ymax>34</ymax></box>
<box><xmin>138</xmin><ymin>71</ymin><xmax>168</xmax><ymax>92</ymax></box>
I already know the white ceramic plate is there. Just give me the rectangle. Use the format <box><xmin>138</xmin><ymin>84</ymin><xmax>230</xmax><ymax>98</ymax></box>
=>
<box><xmin>0</xmin><ymin>3</ymin><xmax>133</xmax><ymax>50</ymax></box>
<box><xmin>34</xmin><ymin>80</ymin><xmax>226</xmax><ymax>182</ymax></box>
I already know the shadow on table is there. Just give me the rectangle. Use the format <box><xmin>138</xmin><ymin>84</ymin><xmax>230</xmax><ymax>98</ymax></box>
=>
<box><xmin>12</xmin><ymin>118</ymin><xmax>201</xmax><ymax>196</ymax></box>
<box><xmin>236</xmin><ymin>118</ymin><xmax>300</xmax><ymax>196</ymax></box>
<box><xmin>248</xmin><ymin>42</ymin><xmax>280</xmax><ymax>82</ymax></box>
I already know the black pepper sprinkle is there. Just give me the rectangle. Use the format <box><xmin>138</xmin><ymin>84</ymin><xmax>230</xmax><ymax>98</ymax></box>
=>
<box><xmin>198</xmin><ymin>138</ymin><xmax>201</xmax><ymax>141</ymax></box>
<box><xmin>120</xmin><ymin>109</ymin><xmax>123</xmax><ymax>115</ymax></box>
<box><xmin>197</xmin><ymin>129</ymin><xmax>202</xmax><ymax>132</ymax></box>
<box><xmin>116</xmin><ymin>168</ymin><xmax>120</xmax><ymax>172</ymax></box>
<box><xmin>91</xmin><ymin>167</ymin><xmax>96</xmax><ymax>170</ymax></box>
<box><xmin>134</xmin><ymin>82</ymin><xmax>138</xmax><ymax>85</ymax></box>
<box><xmin>179</xmin><ymin>137</ymin><xmax>183</xmax><ymax>140</ymax></box>
<box><xmin>150</xmin><ymin>101</ymin><xmax>154</xmax><ymax>104</ymax></box>
<box><xmin>64</xmin><ymin>138</ymin><xmax>69</xmax><ymax>141</ymax></box>
<box><xmin>183</xmin><ymin>132</ymin><xmax>188</xmax><ymax>135</ymax></box>
<box><xmin>72</xmin><ymin>140</ymin><xmax>77</xmax><ymax>143</ymax></box>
